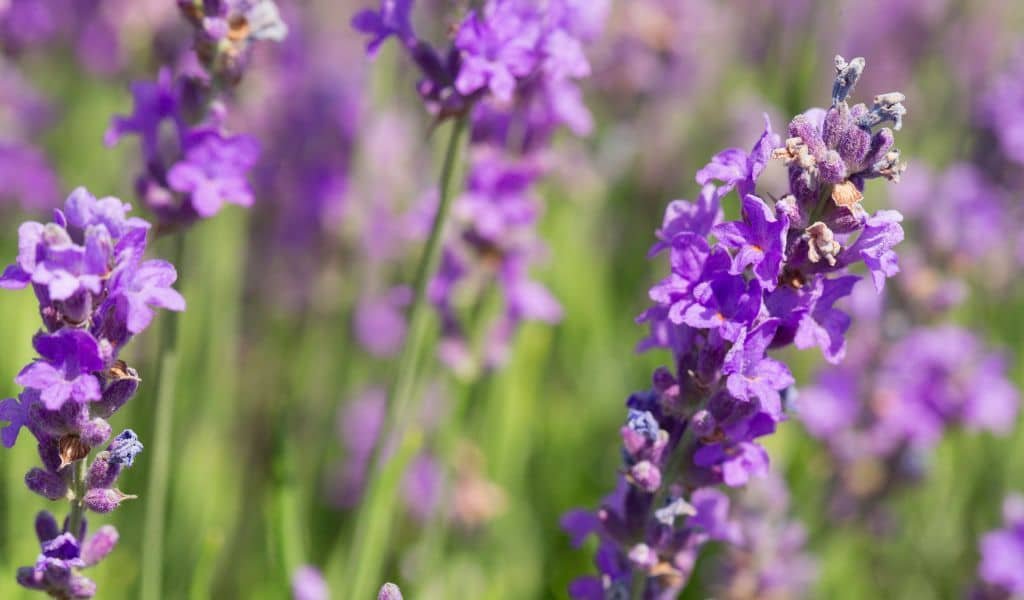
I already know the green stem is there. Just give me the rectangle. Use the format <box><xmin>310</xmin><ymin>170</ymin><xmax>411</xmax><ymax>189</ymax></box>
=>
<box><xmin>140</xmin><ymin>233</ymin><xmax>185</xmax><ymax>600</ymax></box>
<box><xmin>337</xmin><ymin>115</ymin><xmax>467</xmax><ymax>599</ymax></box>
<box><xmin>67</xmin><ymin>458</ymin><xmax>88</xmax><ymax>538</ymax></box>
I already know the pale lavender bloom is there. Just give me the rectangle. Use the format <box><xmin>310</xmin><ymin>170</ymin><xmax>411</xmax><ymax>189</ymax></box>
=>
<box><xmin>291</xmin><ymin>565</ymin><xmax>328</xmax><ymax>600</ymax></box>
<box><xmin>975</xmin><ymin>494</ymin><xmax>1024</xmax><ymax>596</ymax></box>
<box><xmin>378</xmin><ymin>582</ymin><xmax>404</xmax><ymax>600</ymax></box>
<box><xmin>710</xmin><ymin>471</ymin><xmax>817</xmax><ymax>600</ymax></box>
<box><xmin>167</xmin><ymin>127</ymin><xmax>261</xmax><ymax>218</ymax></box>
<box><xmin>354</xmin><ymin>287</ymin><xmax>410</xmax><ymax>358</ymax></box>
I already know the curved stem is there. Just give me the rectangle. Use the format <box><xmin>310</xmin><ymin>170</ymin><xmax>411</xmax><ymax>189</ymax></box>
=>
<box><xmin>140</xmin><ymin>232</ymin><xmax>185</xmax><ymax>600</ymax></box>
<box><xmin>338</xmin><ymin>114</ymin><xmax>468</xmax><ymax>600</ymax></box>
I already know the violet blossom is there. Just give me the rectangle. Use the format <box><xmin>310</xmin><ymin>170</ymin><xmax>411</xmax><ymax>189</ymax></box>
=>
<box><xmin>563</xmin><ymin>56</ymin><xmax>907</xmax><ymax>597</ymax></box>
<box><xmin>105</xmin><ymin>2</ymin><xmax>285</xmax><ymax>229</ymax></box>
<box><xmin>353</xmin><ymin>0</ymin><xmax>604</xmax><ymax>373</ymax></box>
<box><xmin>0</xmin><ymin>188</ymin><xmax>182</xmax><ymax>597</ymax></box>
<box><xmin>971</xmin><ymin>494</ymin><xmax>1024</xmax><ymax>600</ymax></box>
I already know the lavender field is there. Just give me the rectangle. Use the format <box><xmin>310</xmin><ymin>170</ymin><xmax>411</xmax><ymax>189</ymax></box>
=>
<box><xmin>1</xmin><ymin>1</ymin><xmax>1024</xmax><ymax>599</ymax></box>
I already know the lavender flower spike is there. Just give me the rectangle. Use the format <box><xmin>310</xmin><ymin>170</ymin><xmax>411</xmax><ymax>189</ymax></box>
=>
<box><xmin>0</xmin><ymin>188</ymin><xmax>182</xmax><ymax>597</ymax></box>
<box><xmin>565</xmin><ymin>54</ymin><xmax>906</xmax><ymax>597</ymax></box>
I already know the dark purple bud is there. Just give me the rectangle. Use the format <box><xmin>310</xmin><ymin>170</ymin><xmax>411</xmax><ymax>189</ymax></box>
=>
<box><xmin>107</xmin><ymin>429</ymin><xmax>143</xmax><ymax>467</ymax></box>
<box><xmin>25</xmin><ymin>467</ymin><xmax>68</xmax><ymax>500</ymax></box>
<box><xmin>378</xmin><ymin>582</ymin><xmax>403</xmax><ymax>600</ymax></box>
<box><xmin>85</xmin><ymin>453</ymin><xmax>122</xmax><ymax>490</ymax></box>
<box><xmin>818</xmin><ymin>150</ymin><xmax>847</xmax><ymax>184</ymax></box>
<box><xmin>787</xmin><ymin>115</ymin><xmax>826</xmax><ymax>158</ymax></box>
<box><xmin>832</xmin><ymin>55</ymin><xmax>865</xmax><ymax>105</ymax></box>
<box><xmin>651</xmin><ymin>367</ymin><xmax>677</xmax><ymax>394</ymax></box>
<box><xmin>838</xmin><ymin>122</ymin><xmax>872</xmax><ymax>167</ymax></box>
<box><xmin>628</xmin><ymin>460</ymin><xmax>662</xmax><ymax>493</ymax></box>
<box><xmin>83</xmin><ymin>488</ymin><xmax>135</xmax><ymax>513</ymax></box>
<box><xmin>93</xmin><ymin>361</ymin><xmax>140</xmax><ymax>418</ymax></box>
<box><xmin>822</xmin><ymin>104</ymin><xmax>847</xmax><ymax>150</ymax></box>
<box><xmin>35</xmin><ymin>511</ymin><xmax>60</xmax><ymax>544</ymax></box>
<box><xmin>81</xmin><ymin>525</ymin><xmax>119</xmax><ymax>567</ymax></box>
<box><xmin>16</xmin><ymin>566</ymin><xmax>44</xmax><ymax>590</ymax></box>
<box><xmin>80</xmin><ymin>418</ymin><xmax>111</xmax><ymax>448</ymax></box>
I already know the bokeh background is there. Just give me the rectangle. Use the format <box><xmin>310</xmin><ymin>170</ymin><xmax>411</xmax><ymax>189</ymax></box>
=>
<box><xmin>1</xmin><ymin>1</ymin><xmax>1024</xmax><ymax>598</ymax></box>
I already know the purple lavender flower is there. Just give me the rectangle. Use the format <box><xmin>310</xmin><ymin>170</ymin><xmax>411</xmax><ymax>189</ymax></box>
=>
<box><xmin>454</xmin><ymin>3</ymin><xmax>541</xmax><ymax>102</ymax></box>
<box><xmin>974</xmin><ymin>494</ymin><xmax>1024</xmax><ymax>598</ymax></box>
<box><xmin>566</xmin><ymin>55</ymin><xmax>907</xmax><ymax>596</ymax></box>
<box><xmin>978</xmin><ymin>48</ymin><xmax>1024</xmax><ymax>167</ymax></box>
<box><xmin>166</xmin><ymin>127</ymin><xmax>260</xmax><ymax>217</ymax></box>
<box><xmin>15</xmin><ymin>511</ymin><xmax>120</xmax><ymax>599</ymax></box>
<box><xmin>798</xmin><ymin>279</ymin><xmax>1019</xmax><ymax>522</ymax></box>
<box><xmin>291</xmin><ymin>565</ymin><xmax>328</xmax><ymax>600</ymax></box>
<box><xmin>0</xmin><ymin>188</ymin><xmax>180</xmax><ymax>596</ymax></box>
<box><xmin>708</xmin><ymin>471</ymin><xmax>817</xmax><ymax>599</ymax></box>
<box><xmin>16</xmin><ymin>331</ymin><xmax>105</xmax><ymax>410</ymax></box>
<box><xmin>711</xmin><ymin>194</ymin><xmax>789</xmax><ymax>290</ymax></box>
<box><xmin>351</xmin><ymin>0</ymin><xmax>414</xmax><ymax>55</ymax></box>
<box><xmin>378</xmin><ymin>582</ymin><xmax>404</xmax><ymax>600</ymax></box>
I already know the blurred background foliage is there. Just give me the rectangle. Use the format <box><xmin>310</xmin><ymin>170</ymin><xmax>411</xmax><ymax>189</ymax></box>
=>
<box><xmin>1</xmin><ymin>0</ymin><xmax>1024</xmax><ymax>598</ymax></box>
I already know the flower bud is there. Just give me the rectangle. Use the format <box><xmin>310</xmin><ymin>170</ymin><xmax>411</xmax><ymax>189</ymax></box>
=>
<box><xmin>86</xmin><ymin>453</ymin><xmax>121</xmax><ymax>490</ymax></box>
<box><xmin>108</xmin><ymin>429</ymin><xmax>144</xmax><ymax>467</ymax></box>
<box><xmin>80</xmin><ymin>418</ymin><xmax>112</xmax><ymax>448</ymax></box>
<box><xmin>92</xmin><ymin>361</ymin><xmax>140</xmax><ymax>418</ymax></box>
<box><xmin>378</xmin><ymin>583</ymin><xmax>404</xmax><ymax>600</ymax></box>
<box><xmin>83</xmin><ymin>488</ymin><xmax>136</xmax><ymax>513</ymax></box>
<box><xmin>25</xmin><ymin>468</ymin><xmax>68</xmax><ymax>500</ymax></box>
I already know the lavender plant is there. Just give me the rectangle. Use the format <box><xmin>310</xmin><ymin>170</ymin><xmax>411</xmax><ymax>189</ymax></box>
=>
<box><xmin>971</xmin><ymin>494</ymin><xmax>1024</xmax><ymax>600</ymax></box>
<box><xmin>343</xmin><ymin>1</ymin><xmax>603</xmax><ymax>596</ymax></box>
<box><xmin>563</xmin><ymin>55</ymin><xmax>907</xmax><ymax>597</ymax></box>
<box><xmin>0</xmin><ymin>188</ymin><xmax>184</xmax><ymax>597</ymax></box>
<box><xmin>105</xmin><ymin>0</ymin><xmax>287</xmax><ymax>231</ymax></box>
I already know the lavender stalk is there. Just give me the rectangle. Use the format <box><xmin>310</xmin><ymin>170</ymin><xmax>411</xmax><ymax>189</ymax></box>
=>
<box><xmin>0</xmin><ymin>189</ymin><xmax>185</xmax><ymax>598</ymax></box>
<box><xmin>564</xmin><ymin>55</ymin><xmax>907</xmax><ymax>598</ymax></box>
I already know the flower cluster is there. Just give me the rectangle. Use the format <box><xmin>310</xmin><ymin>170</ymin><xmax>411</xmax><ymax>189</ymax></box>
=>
<box><xmin>0</xmin><ymin>188</ymin><xmax>184</xmax><ymax>597</ymax></box>
<box><xmin>105</xmin><ymin>1</ymin><xmax>286</xmax><ymax>230</ymax></box>
<box><xmin>563</xmin><ymin>56</ymin><xmax>907</xmax><ymax>597</ymax></box>
<box><xmin>355</xmin><ymin>0</ymin><xmax>604</xmax><ymax>373</ymax></box>
<box><xmin>971</xmin><ymin>494</ymin><xmax>1024</xmax><ymax>600</ymax></box>
<box><xmin>800</xmin><ymin>292</ymin><xmax>1018</xmax><ymax>523</ymax></box>
<box><xmin>708</xmin><ymin>471</ymin><xmax>817</xmax><ymax>600</ymax></box>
